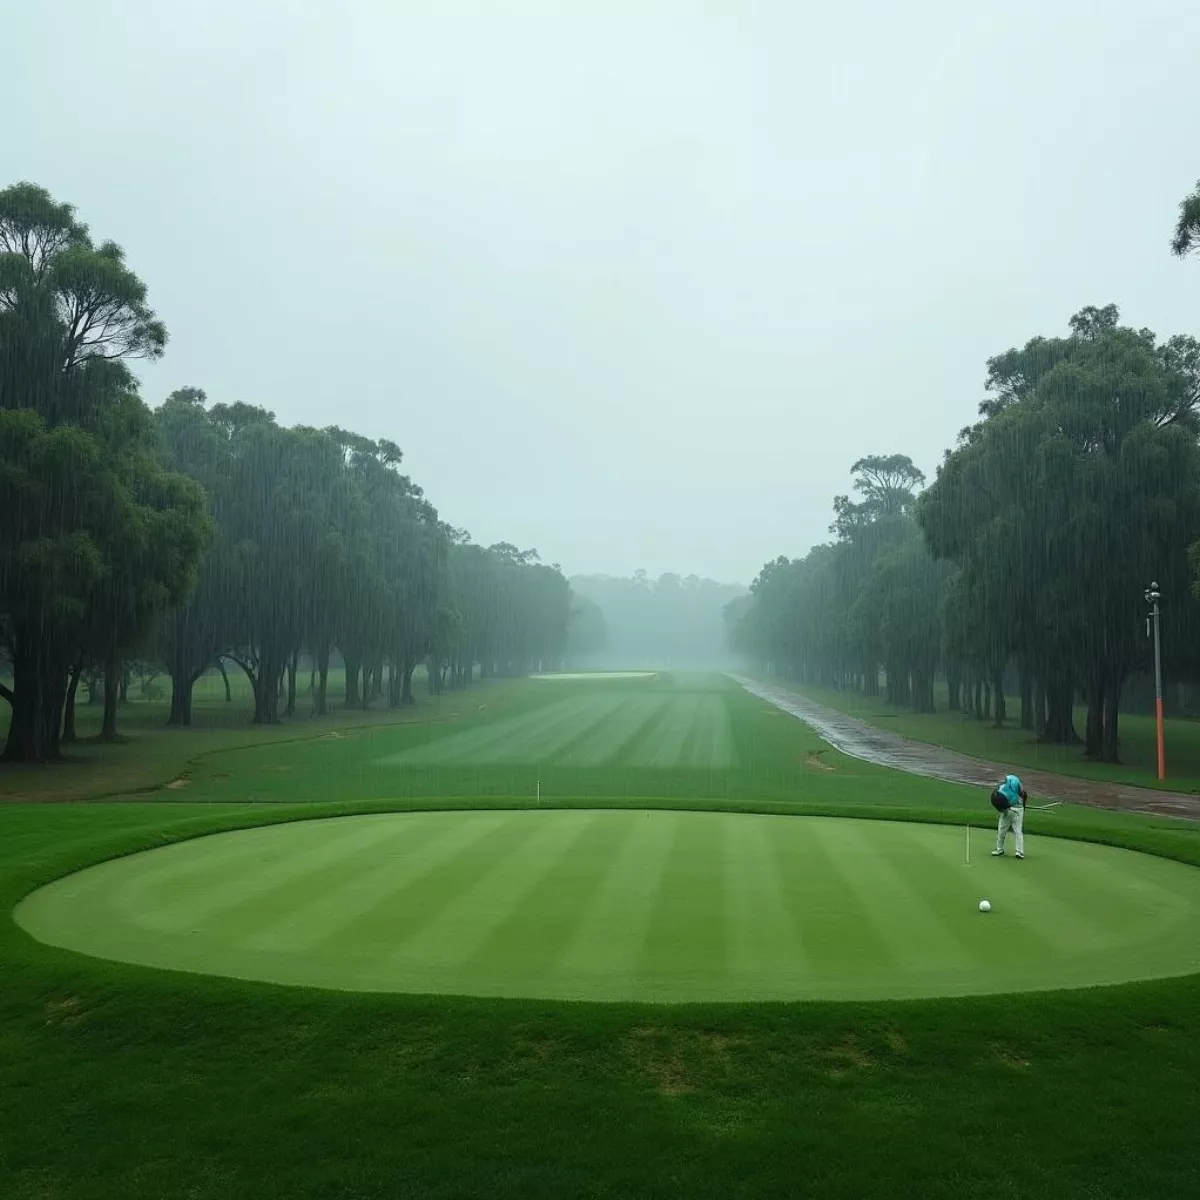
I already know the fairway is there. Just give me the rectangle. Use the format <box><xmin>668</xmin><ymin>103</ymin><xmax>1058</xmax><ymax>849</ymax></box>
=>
<box><xmin>386</xmin><ymin>688</ymin><xmax>735</xmax><ymax>767</ymax></box>
<box><xmin>18</xmin><ymin>810</ymin><xmax>1200</xmax><ymax>1003</ymax></box>
<box><xmin>530</xmin><ymin>671</ymin><xmax>658</xmax><ymax>680</ymax></box>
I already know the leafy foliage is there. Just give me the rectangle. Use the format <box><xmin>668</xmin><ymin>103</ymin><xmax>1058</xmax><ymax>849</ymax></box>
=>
<box><xmin>1170</xmin><ymin>178</ymin><xmax>1200</xmax><ymax>258</ymax></box>
<box><xmin>733</xmin><ymin>306</ymin><xmax>1200</xmax><ymax>763</ymax></box>
<box><xmin>0</xmin><ymin>184</ymin><xmax>572</xmax><ymax>758</ymax></box>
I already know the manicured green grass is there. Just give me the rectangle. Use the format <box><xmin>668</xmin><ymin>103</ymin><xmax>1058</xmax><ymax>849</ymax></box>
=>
<box><xmin>20</xmin><ymin>809</ymin><xmax>1200</xmax><ymax>1002</ymax></box>
<box><xmin>165</xmin><ymin>674</ymin><xmax>966</xmax><ymax>811</ymax></box>
<box><xmin>4</xmin><ymin>673</ymin><xmax>1200</xmax><ymax>1198</ymax></box>
<box><xmin>0</xmin><ymin>667</ymin><xmax>486</xmax><ymax>804</ymax></box>
<box><xmin>530</xmin><ymin>670</ymin><xmax>659</xmax><ymax>680</ymax></box>
<box><xmin>792</xmin><ymin>679</ymin><xmax>1200</xmax><ymax>793</ymax></box>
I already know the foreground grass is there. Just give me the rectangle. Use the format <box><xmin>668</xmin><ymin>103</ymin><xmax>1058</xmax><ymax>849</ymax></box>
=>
<box><xmin>3</xmin><ymin>675</ymin><xmax>1200</xmax><ymax>1197</ymax></box>
<box><xmin>790</xmin><ymin>679</ymin><xmax>1200</xmax><ymax>794</ymax></box>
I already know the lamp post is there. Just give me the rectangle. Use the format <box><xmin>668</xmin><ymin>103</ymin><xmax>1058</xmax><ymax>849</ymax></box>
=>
<box><xmin>1144</xmin><ymin>582</ymin><xmax>1164</xmax><ymax>780</ymax></box>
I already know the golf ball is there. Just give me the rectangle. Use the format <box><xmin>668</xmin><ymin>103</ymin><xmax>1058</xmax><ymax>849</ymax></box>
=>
<box><xmin>978</xmin><ymin>899</ymin><xmax>992</xmax><ymax>913</ymax></box>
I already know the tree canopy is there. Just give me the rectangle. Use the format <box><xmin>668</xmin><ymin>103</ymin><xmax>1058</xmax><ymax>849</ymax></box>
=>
<box><xmin>1171</xmin><ymin>179</ymin><xmax>1200</xmax><ymax>258</ymax></box>
<box><xmin>0</xmin><ymin>183</ymin><xmax>575</xmax><ymax>761</ymax></box>
<box><xmin>732</xmin><ymin>304</ymin><xmax>1200</xmax><ymax>763</ymax></box>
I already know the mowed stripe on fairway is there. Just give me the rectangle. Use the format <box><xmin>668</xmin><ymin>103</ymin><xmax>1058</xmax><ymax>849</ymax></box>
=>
<box><xmin>386</xmin><ymin>687</ymin><xmax>736</xmax><ymax>768</ymax></box>
<box><xmin>19</xmin><ymin>811</ymin><xmax>1200</xmax><ymax>1002</ymax></box>
<box><xmin>555</xmin><ymin>812</ymin><xmax>678</xmax><ymax>979</ymax></box>
<box><xmin>238</xmin><ymin>813</ymin><xmax>510</xmax><ymax>953</ymax></box>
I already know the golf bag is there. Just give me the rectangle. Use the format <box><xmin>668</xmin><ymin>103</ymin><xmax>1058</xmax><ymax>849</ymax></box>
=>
<box><xmin>990</xmin><ymin>788</ymin><xmax>1011</xmax><ymax>813</ymax></box>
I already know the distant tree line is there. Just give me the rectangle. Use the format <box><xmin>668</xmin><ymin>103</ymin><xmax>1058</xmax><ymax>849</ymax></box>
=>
<box><xmin>569</xmin><ymin>572</ymin><xmax>746</xmax><ymax>669</ymax></box>
<box><xmin>730</xmin><ymin>181</ymin><xmax>1200</xmax><ymax>763</ymax></box>
<box><xmin>1</xmin><ymin>183</ymin><xmax>572</xmax><ymax>763</ymax></box>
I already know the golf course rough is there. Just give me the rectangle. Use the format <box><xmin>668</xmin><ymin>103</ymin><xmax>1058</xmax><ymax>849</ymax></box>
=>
<box><xmin>17</xmin><ymin>810</ymin><xmax>1200</xmax><ymax>1003</ymax></box>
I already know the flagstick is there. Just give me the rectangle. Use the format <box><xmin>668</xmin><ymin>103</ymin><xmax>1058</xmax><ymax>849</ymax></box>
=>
<box><xmin>965</xmin><ymin>823</ymin><xmax>971</xmax><ymax>866</ymax></box>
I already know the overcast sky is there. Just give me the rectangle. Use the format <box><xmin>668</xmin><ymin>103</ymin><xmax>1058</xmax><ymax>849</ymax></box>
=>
<box><xmin>5</xmin><ymin>1</ymin><xmax>1199</xmax><ymax>583</ymax></box>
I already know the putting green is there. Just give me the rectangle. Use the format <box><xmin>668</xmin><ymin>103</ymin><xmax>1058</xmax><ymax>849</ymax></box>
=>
<box><xmin>16</xmin><ymin>811</ymin><xmax>1200</xmax><ymax>1002</ymax></box>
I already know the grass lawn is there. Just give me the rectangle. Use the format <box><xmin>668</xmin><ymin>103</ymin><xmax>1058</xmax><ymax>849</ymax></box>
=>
<box><xmin>790</xmin><ymin>679</ymin><xmax>1200</xmax><ymax>794</ymax></box>
<box><xmin>20</xmin><ymin>808</ymin><xmax>1200</xmax><ymax>1002</ymax></box>
<box><xmin>0</xmin><ymin>663</ymin><xmax>480</xmax><ymax>804</ymax></box>
<box><xmin>4</xmin><ymin>674</ymin><xmax>1200</xmax><ymax>1197</ymax></box>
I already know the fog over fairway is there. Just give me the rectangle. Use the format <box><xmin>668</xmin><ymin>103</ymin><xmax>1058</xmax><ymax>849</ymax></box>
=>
<box><xmin>567</xmin><ymin>574</ymin><xmax>747</xmax><ymax>670</ymax></box>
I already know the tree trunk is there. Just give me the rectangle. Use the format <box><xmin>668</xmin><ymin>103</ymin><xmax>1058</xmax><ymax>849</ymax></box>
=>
<box><xmin>992</xmin><ymin>671</ymin><xmax>1007</xmax><ymax>727</ymax></box>
<box><xmin>401</xmin><ymin>657</ymin><xmax>416</xmax><ymax>706</ymax></box>
<box><xmin>285</xmin><ymin>650</ymin><xmax>298</xmax><ymax>718</ymax></box>
<box><xmin>166</xmin><ymin>644</ymin><xmax>204</xmax><ymax>727</ymax></box>
<box><xmin>1041</xmin><ymin>675</ymin><xmax>1080</xmax><ymax>744</ymax></box>
<box><xmin>911</xmin><ymin>669</ymin><xmax>935</xmax><ymax>713</ymax></box>
<box><xmin>313</xmin><ymin>643</ymin><xmax>330</xmax><ymax>716</ymax></box>
<box><xmin>61</xmin><ymin>663</ymin><xmax>82</xmax><ymax>745</ymax></box>
<box><xmin>167</xmin><ymin>669</ymin><xmax>196</xmax><ymax>727</ymax></box>
<box><xmin>344</xmin><ymin>653</ymin><xmax>361</xmax><ymax>707</ymax></box>
<box><xmin>101</xmin><ymin>654</ymin><xmax>120</xmax><ymax>742</ymax></box>
<box><xmin>1084</xmin><ymin>680</ymin><xmax>1104</xmax><ymax>758</ymax></box>
<box><xmin>217</xmin><ymin>658</ymin><xmax>232</xmax><ymax>703</ymax></box>
<box><xmin>1101</xmin><ymin>677</ymin><xmax>1122</xmax><ymax>764</ymax></box>
<box><xmin>252</xmin><ymin>652</ymin><xmax>283</xmax><ymax>724</ymax></box>
<box><xmin>228</xmin><ymin>653</ymin><xmax>277</xmax><ymax>725</ymax></box>
<box><xmin>2</xmin><ymin>641</ymin><xmax>70</xmax><ymax>763</ymax></box>
<box><xmin>388</xmin><ymin>656</ymin><xmax>402</xmax><ymax>708</ymax></box>
<box><xmin>946</xmin><ymin>665</ymin><xmax>961</xmax><ymax>712</ymax></box>
<box><xmin>1019</xmin><ymin>667</ymin><xmax>1034</xmax><ymax>731</ymax></box>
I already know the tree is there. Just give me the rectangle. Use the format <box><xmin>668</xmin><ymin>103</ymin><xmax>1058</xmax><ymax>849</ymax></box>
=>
<box><xmin>154</xmin><ymin>389</ymin><xmax>242</xmax><ymax>725</ymax></box>
<box><xmin>921</xmin><ymin>307</ymin><xmax>1200</xmax><ymax>760</ymax></box>
<box><xmin>1171</xmin><ymin>179</ymin><xmax>1200</xmax><ymax>258</ymax></box>
<box><xmin>863</xmin><ymin>538</ymin><xmax>950</xmax><ymax>712</ymax></box>
<box><xmin>82</xmin><ymin>393</ymin><xmax>210</xmax><ymax>741</ymax></box>
<box><xmin>220</xmin><ymin>423</ymin><xmax>348</xmax><ymax>724</ymax></box>
<box><xmin>568</xmin><ymin>572</ymin><xmax>745</xmax><ymax>669</ymax></box>
<box><xmin>0</xmin><ymin>183</ymin><xmax>204</xmax><ymax>761</ymax></box>
<box><xmin>564</xmin><ymin>594</ymin><xmax>607</xmax><ymax>666</ymax></box>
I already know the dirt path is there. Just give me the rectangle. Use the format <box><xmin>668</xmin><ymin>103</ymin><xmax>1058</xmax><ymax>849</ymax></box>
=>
<box><xmin>733</xmin><ymin>676</ymin><xmax>1200</xmax><ymax>821</ymax></box>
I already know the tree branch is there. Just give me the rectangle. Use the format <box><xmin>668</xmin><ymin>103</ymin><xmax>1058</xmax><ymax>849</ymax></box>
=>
<box><xmin>222</xmin><ymin>652</ymin><xmax>258</xmax><ymax>688</ymax></box>
<box><xmin>0</xmin><ymin>682</ymin><xmax>14</xmax><ymax>707</ymax></box>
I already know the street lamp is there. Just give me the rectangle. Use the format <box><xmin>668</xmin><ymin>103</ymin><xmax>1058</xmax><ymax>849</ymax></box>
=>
<box><xmin>1144</xmin><ymin>582</ymin><xmax>1164</xmax><ymax>780</ymax></box>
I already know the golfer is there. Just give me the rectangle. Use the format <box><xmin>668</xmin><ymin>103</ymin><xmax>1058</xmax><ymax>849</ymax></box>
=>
<box><xmin>990</xmin><ymin>774</ymin><xmax>1028</xmax><ymax>859</ymax></box>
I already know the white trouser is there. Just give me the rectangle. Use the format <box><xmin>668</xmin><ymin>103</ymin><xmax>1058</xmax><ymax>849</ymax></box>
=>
<box><xmin>996</xmin><ymin>805</ymin><xmax>1024</xmax><ymax>855</ymax></box>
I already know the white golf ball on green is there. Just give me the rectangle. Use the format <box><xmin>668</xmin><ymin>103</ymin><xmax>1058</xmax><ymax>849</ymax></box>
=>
<box><xmin>978</xmin><ymin>899</ymin><xmax>992</xmax><ymax>913</ymax></box>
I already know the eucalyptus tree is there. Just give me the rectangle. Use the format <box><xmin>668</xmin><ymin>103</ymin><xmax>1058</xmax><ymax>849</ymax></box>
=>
<box><xmin>1171</xmin><ymin>179</ymin><xmax>1200</xmax><ymax>259</ymax></box>
<box><xmin>154</xmin><ymin>389</ymin><xmax>246</xmax><ymax>725</ymax></box>
<box><xmin>0</xmin><ymin>183</ymin><xmax>206</xmax><ymax>760</ymax></box>
<box><xmin>218</xmin><ymin>423</ymin><xmax>348</xmax><ymax>723</ymax></box>
<box><xmin>921</xmin><ymin>308</ymin><xmax>1200</xmax><ymax>759</ymax></box>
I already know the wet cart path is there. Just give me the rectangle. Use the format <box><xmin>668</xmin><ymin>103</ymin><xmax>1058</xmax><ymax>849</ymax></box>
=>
<box><xmin>732</xmin><ymin>676</ymin><xmax>1200</xmax><ymax>821</ymax></box>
